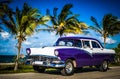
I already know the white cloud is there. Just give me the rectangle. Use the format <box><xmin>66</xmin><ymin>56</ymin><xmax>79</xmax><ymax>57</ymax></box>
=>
<box><xmin>23</xmin><ymin>41</ymin><xmax>31</xmax><ymax>45</ymax></box>
<box><xmin>63</xmin><ymin>33</ymin><xmax>93</xmax><ymax>37</ymax></box>
<box><xmin>0</xmin><ymin>31</ymin><xmax>10</xmax><ymax>39</ymax></box>
<box><xmin>40</xmin><ymin>43</ymin><xmax>43</xmax><ymax>46</ymax></box>
<box><xmin>50</xmin><ymin>31</ymin><xmax>56</xmax><ymax>36</ymax></box>
<box><xmin>64</xmin><ymin>33</ymin><xmax>75</xmax><ymax>37</ymax></box>
<box><xmin>99</xmin><ymin>37</ymin><xmax>116</xmax><ymax>44</ymax></box>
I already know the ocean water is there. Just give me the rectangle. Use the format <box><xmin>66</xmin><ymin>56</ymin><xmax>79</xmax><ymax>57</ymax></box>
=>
<box><xmin>0</xmin><ymin>55</ymin><xmax>27</xmax><ymax>63</ymax></box>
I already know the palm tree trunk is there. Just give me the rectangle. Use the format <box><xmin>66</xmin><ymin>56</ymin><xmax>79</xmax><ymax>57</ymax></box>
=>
<box><xmin>104</xmin><ymin>36</ymin><xmax>107</xmax><ymax>48</ymax></box>
<box><xmin>14</xmin><ymin>38</ymin><xmax>22</xmax><ymax>71</ymax></box>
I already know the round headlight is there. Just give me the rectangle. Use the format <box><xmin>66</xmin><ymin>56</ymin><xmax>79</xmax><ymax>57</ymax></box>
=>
<box><xmin>54</xmin><ymin>50</ymin><xmax>59</xmax><ymax>56</ymax></box>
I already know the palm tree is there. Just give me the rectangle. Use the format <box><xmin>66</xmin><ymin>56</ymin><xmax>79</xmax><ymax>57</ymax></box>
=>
<box><xmin>89</xmin><ymin>14</ymin><xmax>120</xmax><ymax>48</ymax></box>
<box><xmin>43</xmin><ymin>4</ymin><xmax>88</xmax><ymax>37</ymax></box>
<box><xmin>0</xmin><ymin>3</ymin><xmax>44</xmax><ymax>71</ymax></box>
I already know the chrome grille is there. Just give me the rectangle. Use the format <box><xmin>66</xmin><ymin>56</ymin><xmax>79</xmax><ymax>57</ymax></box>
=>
<box><xmin>30</xmin><ymin>55</ymin><xmax>59</xmax><ymax>62</ymax></box>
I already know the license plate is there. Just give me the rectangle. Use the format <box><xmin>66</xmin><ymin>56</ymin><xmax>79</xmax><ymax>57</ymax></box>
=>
<box><xmin>34</xmin><ymin>61</ymin><xmax>43</xmax><ymax>65</ymax></box>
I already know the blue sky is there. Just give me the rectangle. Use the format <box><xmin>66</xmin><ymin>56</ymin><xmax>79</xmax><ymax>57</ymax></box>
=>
<box><xmin>0</xmin><ymin>0</ymin><xmax>120</xmax><ymax>55</ymax></box>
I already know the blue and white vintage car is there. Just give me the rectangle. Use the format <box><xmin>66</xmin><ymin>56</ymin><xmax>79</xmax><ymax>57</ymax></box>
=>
<box><xmin>26</xmin><ymin>37</ymin><xmax>115</xmax><ymax>75</ymax></box>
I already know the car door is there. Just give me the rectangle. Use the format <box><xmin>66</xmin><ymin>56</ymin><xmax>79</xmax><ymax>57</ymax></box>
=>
<box><xmin>91</xmin><ymin>40</ymin><xmax>104</xmax><ymax>65</ymax></box>
<box><xmin>76</xmin><ymin>40</ymin><xmax>93</xmax><ymax>66</ymax></box>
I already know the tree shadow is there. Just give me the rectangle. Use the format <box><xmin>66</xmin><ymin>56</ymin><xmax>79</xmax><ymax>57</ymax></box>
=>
<box><xmin>74</xmin><ymin>67</ymin><xmax>99</xmax><ymax>73</ymax></box>
<box><xmin>43</xmin><ymin>67</ymin><xmax>107</xmax><ymax>75</ymax></box>
<box><xmin>45</xmin><ymin>69</ymin><xmax>61</xmax><ymax>75</ymax></box>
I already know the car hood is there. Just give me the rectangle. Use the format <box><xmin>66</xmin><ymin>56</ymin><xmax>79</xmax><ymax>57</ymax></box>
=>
<box><xmin>29</xmin><ymin>46</ymin><xmax>74</xmax><ymax>56</ymax></box>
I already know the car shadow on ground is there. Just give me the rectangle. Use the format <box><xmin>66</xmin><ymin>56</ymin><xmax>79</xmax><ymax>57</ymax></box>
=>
<box><xmin>43</xmin><ymin>67</ymin><xmax>111</xmax><ymax>75</ymax></box>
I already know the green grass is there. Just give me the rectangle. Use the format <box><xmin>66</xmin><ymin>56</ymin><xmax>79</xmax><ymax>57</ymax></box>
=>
<box><xmin>110</xmin><ymin>62</ymin><xmax>120</xmax><ymax>66</ymax></box>
<box><xmin>0</xmin><ymin>64</ymin><xmax>57</xmax><ymax>74</ymax></box>
<box><xmin>0</xmin><ymin>65</ymin><xmax>34</xmax><ymax>74</ymax></box>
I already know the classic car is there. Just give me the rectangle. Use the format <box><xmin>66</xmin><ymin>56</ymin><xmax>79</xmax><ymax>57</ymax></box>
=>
<box><xmin>26</xmin><ymin>37</ymin><xmax>115</xmax><ymax>76</ymax></box>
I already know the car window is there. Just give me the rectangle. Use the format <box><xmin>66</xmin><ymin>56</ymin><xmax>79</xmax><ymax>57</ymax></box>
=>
<box><xmin>57</xmin><ymin>39</ymin><xmax>74</xmax><ymax>47</ymax></box>
<box><xmin>59</xmin><ymin>41</ymin><xmax>65</xmax><ymax>46</ymax></box>
<box><xmin>75</xmin><ymin>40</ymin><xmax>82</xmax><ymax>48</ymax></box>
<box><xmin>82</xmin><ymin>40</ymin><xmax>90</xmax><ymax>48</ymax></box>
<box><xmin>66</xmin><ymin>42</ymin><xmax>73</xmax><ymax>46</ymax></box>
<box><xmin>91</xmin><ymin>41</ymin><xmax>101</xmax><ymax>48</ymax></box>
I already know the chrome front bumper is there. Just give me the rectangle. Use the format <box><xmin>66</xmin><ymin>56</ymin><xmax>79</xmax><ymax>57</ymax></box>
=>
<box><xmin>32</xmin><ymin>60</ymin><xmax>65</xmax><ymax>68</ymax></box>
<box><xmin>27</xmin><ymin>55</ymin><xmax>65</xmax><ymax>68</ymax></box>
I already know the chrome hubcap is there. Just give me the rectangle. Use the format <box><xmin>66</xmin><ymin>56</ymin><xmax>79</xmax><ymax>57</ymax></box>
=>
<box><xmin>103</xmin><ymin>61</ymin><xmax>108</xmax><ymax>69</ymax></box>
<box><xmin>65</xmin><ymin>62</ymin><xmax>73</xmax><ymax>73</ymax></box>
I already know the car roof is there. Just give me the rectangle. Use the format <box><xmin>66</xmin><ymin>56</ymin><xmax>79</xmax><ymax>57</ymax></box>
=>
<box><xmin>58</xmin><ymin>36</ymin><xmax>104</xmax><ymax>48</ymax></box>
<box><xmin>57</xmin><ymin>36</ymin><xmax>103</xmax><ymax>48</ymax></box>
<box><xmin>59</xmin><ymin>36</ymin><xmax>98</xmax><ymax>41</ymax></box>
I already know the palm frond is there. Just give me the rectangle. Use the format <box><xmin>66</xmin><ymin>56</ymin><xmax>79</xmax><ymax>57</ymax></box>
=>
<box><xmin>53</xmin><ymin>8</ymin><xmax>58</xmax><ymax>18</ymax></box>
<box><xmin>2</xmin><ymin>18</ymin><xmax>17</xmax><ymax>34</ymax></box>
<box><xmin>28</xmin><ymin>8</ymin><xmax>40</xmax><ymax>18</ymax></box>
<box><xmin>7</xmin><ymin>8</ymin><xmax>15</xmax><ymax>24</ymax></box>
<box><xmin>79</xmin><ymin>22</ymin><xmax>88</xmax><ymax>29</ymax></box>
<box><xmin>66</xmin><ymin>14</ymin><xmax>79</xmax><ymax>21</ymax></box>
<box><xmin>102</xmin><ymin>14</ymin><xmax>120</xmax><ymax>36</ymax></box>
<box><xmin>24</xmin><ymin>21</ymin><xmax>37</xmax><ymax>35</ymax></box>
<box><xmin>21</xmin><ymin>3</ymin><xmax>32</xmax><ymax>16</ymax></box>
<box><xmin>58</xmin><ymin>4</ymin><xmax>73</xmax><ymax>22</ymax></box>
<box><xmin>51</xmin><ymin>16</ymin><xmax>58</xmax><ymax>25</ymax></box>
<box><xmin>46</xmin><ymin>9</ymin><xmax>50</xmax><ymax>15</ymax></box>
<box><xmin>91</xmin><ymin>16</ymin><xmax>101</xmax><ymax>29</ymax></box>
<box><xmin>103</xmin><ymin>14</ymin><xmax>118</xmax><ymax>30</ymax></box>
<box><xmin>89</xmin><ymin>26</ymin><xmax>103</xmax><ymax>34</ymax></box>
<box><xmin>108</xmin><ymin>21</ymin><xmax>120</xmax><ymax>36</ymax></box>
<box><xmin>16</xmin><ymin>7</ymin><xmax>22</xmax><ymax>27</ymax></box>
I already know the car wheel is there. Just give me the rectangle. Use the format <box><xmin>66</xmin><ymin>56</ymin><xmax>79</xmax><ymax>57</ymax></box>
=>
<box><xmin>99</xmin><ymin>60</ymin><xmax>108</xmax><ymax>72</ymax></box>
<box><xmin>61</xmin><ymin>59</ymin><xmax>74</xmax><ymax>76</ymax></box>
<box><xmin>33</xmin><ymin>65</ymin><xmax>45</xmax><ymax>73</ymax></box>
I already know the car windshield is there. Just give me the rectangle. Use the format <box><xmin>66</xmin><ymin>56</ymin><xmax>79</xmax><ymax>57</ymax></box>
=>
<box><xmin>55</xmin><ymin>39</ymin><xmax>82</xmax><ymax>48</ymax></box>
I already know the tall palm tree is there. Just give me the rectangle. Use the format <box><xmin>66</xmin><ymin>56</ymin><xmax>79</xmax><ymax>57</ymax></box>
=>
<box><xmin>90</xmin><ymin>14</ymin><xmax>120</xmax><ymax>48</ymax></box>
<box><xmin>43</xmin><ymin>4</ymin><xmax>88</xmax><ymax>37</ymax></box>
<box><xmin>0</xmin><ymin>3</ymin><xmax>45</xmax><ymax>71</ymax></box>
